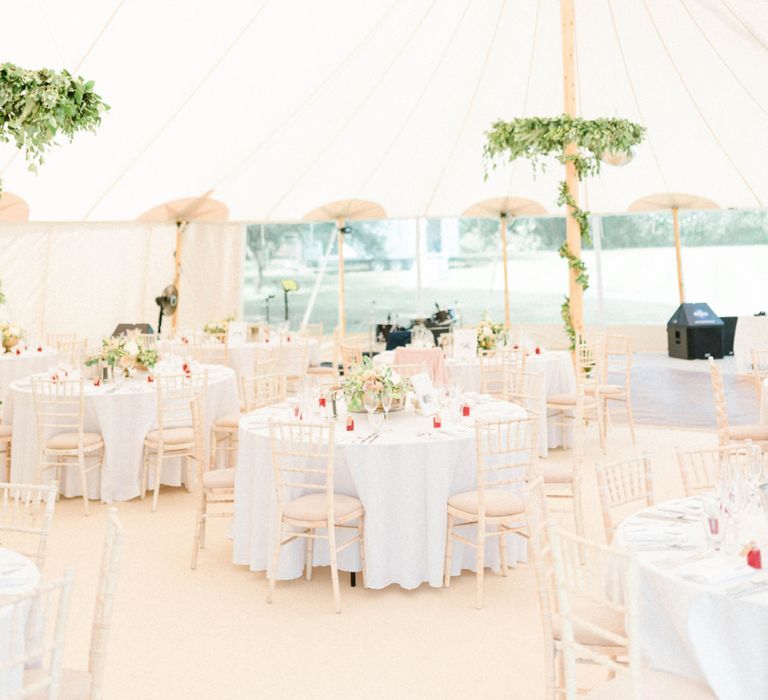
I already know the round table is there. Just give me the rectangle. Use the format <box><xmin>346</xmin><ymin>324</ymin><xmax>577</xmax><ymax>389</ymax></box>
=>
<box><xmin>617</xmin><ymin>497</ymin><xmax>768</xmax><ymax>699</ymax></box>
<box><xmin>375</xmin><ymin>350</ymin><xmax>575</xmax><ymax>457</ymax></box>
<box><xmin>2</xmin><ymin>364</ymin><xmax>239</xmax><ymax>502</ymax></box>
<box><xmin>0</xmin><ymin>548</ymin><xmax>40</xmax><ymax>695</ymax></box>
<box><xmin>233</xmin><ymin>396</ymin><xmax>529</xmax><ymax>590</ymax></box>
<box><xmin>0</xmin><ymin>349</ymin><xmax>61</xmax><ymax>402</ymax></box>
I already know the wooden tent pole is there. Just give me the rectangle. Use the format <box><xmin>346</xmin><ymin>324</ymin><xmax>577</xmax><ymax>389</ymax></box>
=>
<box><xmin>672</xmin><ymin>206</ymin><xmax>685</xmax><ymax>304</ymax></box>
<box><xmin>337</xmin><ymin>216</ymin><xmax>346</xmax><ymax>337</ymax></box>
<box><xmin>500</xmin><ymin>213</ymin><xmax>511</xmax><ymax>329</ymax></box>
<box><xmin>560</xmin><ymin>0</ymin><xmax>583</xmax><ymax>335</ymax></box>
<box><xmin>172</xmin><ymin>220</ymin><xmax>187</xmax><ymax>332</ymax></box>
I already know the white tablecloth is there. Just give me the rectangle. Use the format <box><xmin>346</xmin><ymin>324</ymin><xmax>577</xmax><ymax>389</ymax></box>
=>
<box><xmin>233</xmin><ymin>397</ymin><xmax>529</xmax><ymax>589</ymax></box>
<box><xmin>617</xmin><ymin>499</ymin><xmax>768</xmax><ymax>700</ymax></box>
<box><xmin>0</xmin><ymin>350</ymin><xmax>61</xmax><ymax>402</ymax></box>
<box><xmin>2</xmin><ymin>365</ymin><xmax>239</xmax><ymax>502</ymax></box>
<box><xmin>0</xmin><ymin>548</ymin><xmax>40</xmax><ymax>695</ymax></box>
<box><xmin>159</xmin><ymin>340</ymin><xmax>319</xmax><ymax>382</ymax></box>
<box><xmin>374</xmin><ymin>350</ymin><xmax>575</xmax><ymax>457</ymax></box>
<box><xmin>734</xmin><ymin>316</ymin><xmax>768</xmax><ymax>374</ymax></box>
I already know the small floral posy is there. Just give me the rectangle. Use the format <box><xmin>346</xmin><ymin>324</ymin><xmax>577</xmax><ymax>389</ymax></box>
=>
<box><xmin>203</xmin><ymin>316</ymin><xmax>235</xmax><ymax>337</ymax></box>
<box><xmin>476</xmin><ymin>314</ymin><xmax>505</xmax><ymax>352</ymax></box>
<box><xmin>0</xmin><ymin>322</ymin><xmax>22</xmax><ymax>353</ymax></box>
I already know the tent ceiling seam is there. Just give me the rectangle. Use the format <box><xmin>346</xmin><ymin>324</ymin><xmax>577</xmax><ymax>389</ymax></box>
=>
<box><xmin>262</xmin><ymin>0</ymin><xmax>438</xmax><ymax>221</ymax></box>
<box><xmin>208</xmin><ymin>0</ymin><xmax>402</xmax><ymax>195</ymax></box>
<box><xmin>352</xmin><ymin>0</ymin><xmax>472</xmax><ymax>201</ymax></box>
<box><xmin>641</xmin><ymin>0</ymin><xmax>762</xmax><ymax>206</ymax></box>
<box><xmin>81</xmin><ymin>0</ymin><xmax>271</xmax><ymax>221</ymax></box>
<box><xmin>679</xmin><ymin>0</ymin><xmax>768</xmax><ymax>120</ymax></box>
<box><xmin>504</xmin><ymin>0</ymin><xmax>541</xmax><ymax>200</ymax></box>
<box><xmin>718</xmin><ymin>0</ymin><xmax>768</xmax><ymax>53</ymax></box>
<box><xmin>605</xmin><ymin>0</ymin><xmax>671</xmax><ymax>195</ymax></box>
<box><xmin>73</xmin><ymin>0</ymin><xmax>125</xmax><ymax>73</ymax></box>
<box><xmin>422</xmin><ymin>0</ymin><xmax>508</xmax><ymax>217</ymax></box>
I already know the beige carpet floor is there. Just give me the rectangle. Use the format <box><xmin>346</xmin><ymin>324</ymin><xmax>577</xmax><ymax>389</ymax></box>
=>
<box><xmin>41</xmin><ymin>422</ymin><xmax>718</xmax><ymax>700</ymax></box>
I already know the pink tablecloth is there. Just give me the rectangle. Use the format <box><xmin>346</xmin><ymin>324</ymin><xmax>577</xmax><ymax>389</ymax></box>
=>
<box><xmin>393</xmin><ymin>347</ymin><xmax>449</xmax><ymax>385</ymax></box>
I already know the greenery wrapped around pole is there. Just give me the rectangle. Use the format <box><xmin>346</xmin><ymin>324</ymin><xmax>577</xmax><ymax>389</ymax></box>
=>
<box><xmin>0</xmin><ymin>63</ymin><xmax>108</xmax><ymax>191</ymax></box>
<box><xmin>483</xmin><ymin>115</ymin><xmax>645</xmax><ymax>347</ymax></box>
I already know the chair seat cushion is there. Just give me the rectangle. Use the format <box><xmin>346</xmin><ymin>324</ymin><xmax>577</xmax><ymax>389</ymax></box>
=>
<box><xmin>586</xmin><ymin>668</ymin><xmax>715</xmax><ymax>699</ymax></box>
<box><xmin>552</xmin><ymin>605</ymin><xmax>625</xmax><ymax>646</ymax></box>
<box><xmin>448</xmin><ymin>489</ymin><xmax>525</xmax><ymax>517</ymax></box>
<box><xmin>145</xmin><ymin>426</ymin><xmax>194</xmax><ymax>445</ymax></box>
<box><xmin>547</xmin><ymin>393</ymin><xmax>578</xmax><ymax>405</ymax></box>
<box><xmin>729</xmin><ymin>424</ymin><xmax>768</xmax><ymax>441</ymax></box>
<box><xmin>214</xmin><ymin>413</ymin><xmax>241</xmax><ymax>429</ymax></box>
<box><xmin>24</xmin><ymin>667</ymin><xmax>91</xmax><ymax>699</ymax></box>
<box><xmin>283</xmin><ymin>493</ymin><xmax>362</xmax><ymax>522</ymax></box>
<box><xmin>0</xmin><ymin>424</ymin><xmax>11</xmax><ymax>439</ymax></box>
<box><xmin>45</xmin><ymin>432</ymin><xmax>102</xmax><ymax>450</ymax></box>
<box><xmin>202</xmin><ymin>467</ymin><xmax>236</xmax><ymax>489</ymax></box>
<box><xmin>539</xmin><ymin>462</ymin><xmax>574</xmax><ymax>484</ymax></box>
<box><xmin>584</xmin><ymin>384</ymin><xmax>624</xmax><ymax>395</ymax></box>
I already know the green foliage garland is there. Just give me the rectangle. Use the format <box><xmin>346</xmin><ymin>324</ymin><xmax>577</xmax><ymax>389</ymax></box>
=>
<box><xmin>483</xmin><ymin>114</ymin><xmax>645</xmax><ymax>346</ymax></box>
<box><xmin>0</xmin><ymin>63</ymin><xmax>108</xmax><ymax>190</ymax></box>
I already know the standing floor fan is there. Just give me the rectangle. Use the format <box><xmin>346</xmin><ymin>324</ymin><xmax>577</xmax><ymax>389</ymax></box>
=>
<box><xmin>155</xmin><ymin>285</ymin><xmax>178</xmax><ymax>333</ymax></box>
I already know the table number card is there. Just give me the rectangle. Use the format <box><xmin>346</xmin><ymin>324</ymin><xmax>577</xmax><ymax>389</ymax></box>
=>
<box><xmin>227</xmin><ymin>321</ymin><xmax>247</xmax><ymax>347</ymax></box>
<box><xmin>411</xmin><ymin>372</ymin><xmax>439</xmax><ymax>416</ymax></box>
<box><xmin>453</xmin><ymin>329</ymin><xmax>477</xmax><ymax>359</ymax></box>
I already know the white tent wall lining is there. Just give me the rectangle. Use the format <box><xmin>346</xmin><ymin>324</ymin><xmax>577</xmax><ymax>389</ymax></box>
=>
<box><xmin>0</xmin><ymin>222</ymin><xmax>244</xmax><ymax>344</ymax></box>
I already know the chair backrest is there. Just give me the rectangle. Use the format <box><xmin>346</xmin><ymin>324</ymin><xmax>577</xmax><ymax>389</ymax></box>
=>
<box><xmin>707</xmin><ymin>357</ymin><xmax>729</xmax><ymax>444</ymax></box>
<box><xmin>595</xmin><ymin>454</ymin><xmax>654</xmax><ymax>543</ymax></box>
<box><xmin>192</xmin><ymin>336</ymin><xmax>228</xmax><ymax>364</ymax></box>
<box><xmin>478</xmin><ymin>349</ymin><xmax>525</xmax><ymax>398</ymax></box>
<box><xmin>0</xmin><ymin>482</ymin><xmax>57</xmax><ymax>572</ymax></box>
<box><xmin>340</xmin><ymin>345</ymin><xmax>363</xmax><ymax>376</ymax></box>
<box><xmin>268</xmin><ymin>421</ymin><xmax>335</xmax><ymax>516</ymax></box>
<box><xmin>253</xmin><ymin>357</ymin><xmax>279</xmax><ymax>377</ymax></box>
<box><xmin>9</xmin><ymin>569</ymin><xmax>74</xmax><ymax>700</ymax></box>
<box><xmin>31</xmin><ymin>377</ymin><xmax>86</xmax><ymax>443</ymax></box>
<box><xmin>271</xmin><ymin>341</ymin><xmax>308</xmax><ymax>381</ymax></box>
<box><xmin>604</xmin><ymin>335</ymin><xmax>633</xmax><ymax>388</ymax></box>
<box><xmin>45</xmin><ymin>334</ymin><xmax>78</xmax><ymax>351</ymax></box>
<box><xmin>300</xmin><ymin>322</ymin><xmax>323</xmax><ymax>339</ymax></box>
<box><xmin>503</xmin><ymin>368</ymin><xmax>544</xmax><ymax>417</ymax></box>
<box><xmin>438</xmin><ymin>333</ymin><xmax>453</xmax><ymax>355</ymax></box>
<box><xmin>241</xmin><ymin>373</ymin><xmax>288</xmax><ymax>412</ymax></box>
<box><xmin>574</xmin><ymin>334</ymin><xmax>604</xmax><ymax>386</ymax></box>
<box><xmin>524</xmin><ymin>477</ymin><xmax>559</xmax><ymax>693</ymax></box>
<box><xmin>155</xmin><ymin>372</ymin><xmax>207</xmax><ymax>435</ymax></box>
<box><xmin>88</xmin><ymin>508</ymin><xmax>124</xmax><ymax>700</ymax></box>
<box><xmin>474</xmin><ymin>417</ymin><xmax>538</xmax><ymax>501</ymax></box>
<box><xmin>676</xmin><ymin>442</ymin><xmax>761</xmax><ymax>497</ymax></box>
<box><xmin>549</xmin><ymin>527</ymin><xmax>639</xmax><ymax>700</ymax></box>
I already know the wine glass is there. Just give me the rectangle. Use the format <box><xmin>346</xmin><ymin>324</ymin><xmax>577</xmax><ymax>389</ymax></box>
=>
<box><xmin>702</xmin><ymin>497</ymin><xmax>725</xmax><ymax>553</ymax></box>
<box><xmin>381</xmin><ymin>388</ymin><xmax>393</xmax><ymax>424</ymax></box>
<box><xmin>363</xmin><ymin>390</ymin><xmax>380</xmax><ymax>433</ymax></box>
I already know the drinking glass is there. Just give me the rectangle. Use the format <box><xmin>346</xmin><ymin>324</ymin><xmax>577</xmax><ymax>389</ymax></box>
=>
<box><xmin>702</xmin><ymin>498</ymin><xmax>725</xmax><ymax>553</ymax></box>
<box><xmin>363</xmin><ymin>390</ymin><xmax>380</xmax><ymax>433</ymax></box>
<box><xmin>381</xmin><ymin>388</ymin><xmax>393</xmax><ymax>423</ymax></box>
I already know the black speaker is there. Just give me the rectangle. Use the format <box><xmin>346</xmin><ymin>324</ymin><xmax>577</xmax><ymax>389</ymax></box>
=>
<box><xmin>667</xmin><ymin>303</ymin><xmax>724</xmax><ymax>360</ymax></box>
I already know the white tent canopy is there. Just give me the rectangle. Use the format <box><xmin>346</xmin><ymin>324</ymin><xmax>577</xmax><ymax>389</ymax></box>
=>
<box><xmin>0</xmin><ymin>0</ymin><xmax>766</xmax><ymax>221</ymax></box>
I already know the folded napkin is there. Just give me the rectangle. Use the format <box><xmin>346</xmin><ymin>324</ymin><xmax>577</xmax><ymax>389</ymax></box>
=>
<box><xmin>677</xmin><ymin>557</ymin><xmax>754</xmax><ymax>586</ymax></box>
<box><xmin>0</xmin><ymin>565</ymin><xmax>31</xmax><ymax>587</ymax></box>
<box><xmin>623</xmin><ymin>524</ymin><xmax>685</xmax><ymax>547</ymax></box>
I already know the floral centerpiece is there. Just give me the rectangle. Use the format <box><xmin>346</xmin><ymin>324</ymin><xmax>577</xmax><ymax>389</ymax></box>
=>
<box><xmin>203</xmin><ymin>316</ymin><xmax>234</xmax><ymax>337</ymax></box>
<box><xmin>85</xmin><ymin>333</ymin><xmax>158</xmax><ymax>376</ymax></box>
<box><xmin>0</xmin><ymin>322</ymin><xmax>21</xmax><ymax>352</ymax></box>
<box><xmin>85</xmin><ymin>336</ymin><xmax>127</xmax><ymax>369</ymax></box>
<box><xmin>342</xmin><ymin>357</ymin><xmax>409</xmax><ymax>413</ymax></box>
<box><xmin>477</xmin><ymin>315</ymin><xmax>506</xmax><ymax>352</ymax></box>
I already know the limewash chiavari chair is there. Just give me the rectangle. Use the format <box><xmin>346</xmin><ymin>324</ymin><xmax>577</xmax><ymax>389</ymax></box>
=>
<box><xmin>31</xmin><ymin>377</ymin><xmax>104</xmax><ymax>515</ymax></box>
<box><xmin>192</xmin><ymin>334</ymin><xmax>228</xmax><ymax>365</ymax></box>
<box><xmin>676</xmin><ymin>443</ymin><xmax>761</xmax><ymax>497</ymax></box>
<box><xmin>550</xmin><ymin>527</ymin><xmax>715</xmax><ymax>699</ymax></box>
<box><xmin>595</xmin><ymin>455</ymin><xmax>654</xmax><ymax>544</ymax></box>
<box><xmin>210</xmin><ymin>373</ymin><xmax>288</xmax><ymax>467</ymax></box>
<box><xmin>191</xmin><ymin>397</ymin><xmax>235</xmax><ymax>570</ymax></box>
<box><xmin>588</xmin><ymin>335</ymin><xmax>637</xmax><ymax>444</ymax></box>
<box><xmin>0</xmin><ymin>422</ymin><xmax>11</xmax><ymax>481</ymax></box>
<box><xmin>708</xmin><ymin>357</ymin><xmax>768</xmax><ymax>447</ymax></box>
<box><xmin>11</xmin><ymin>570</ymin><xmax>75</xmax><ymax>700</ymax></box>
<box><xmin>444</xmin><ymin>416</ymin><xmax>538</xmax><ymax>609</ymax></box>
<box><xmin>547</xmin><ymin>335</ymin><xmax>605</xmax><ymax>453</ymax></box>
<box><xmin>339</xmin><ymin>344</ymin><xmax>363</xmax><ymax>376</ymax></box>
<box><xmin>141</xmin><ymin>371</ymin><xmax>207</xmax><ymax>512</ymax></box>
<box><xmin>51</xmin><ymin>508</ymin><xmax>124</xmax><ymax>699</ymax></box>
<box><xmin>267</xmin><ymin>421</ymin><xmax>365</xmax><ymax>613</ymax></box>
<box><xmin>275</xmin><ymin>338</ymin><xmax>310</xmax><ymax>393</ymax></box>
<box><xmin>478</xmin><ymin>348</ymin><xmax>526</xmax><ymax>398</ymax></box>
<box><xmin>750</xmin><ymin>348</ymin><xmax>768</xmax><ymax>401</ymax></box>
<box><xmin>525</xmin><ymin>479</ymin><xmax>627</xmax><ymax>699</ymax></box>
<box><xmin>504</xmin><ymin>368</ymin><xmax>544</xmax><ymax>417</ymax></box>
<box><xmin>0</xmin><ymin>482</ymin><xmax>57</xmax><ymax>573</ymax></box>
